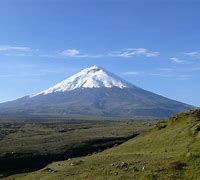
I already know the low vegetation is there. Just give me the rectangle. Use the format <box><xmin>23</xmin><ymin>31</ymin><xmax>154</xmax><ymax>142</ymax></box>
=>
<box><xmin>6</xmin><ymin>109</ymin><xmax>200</xmax><ymax>180</ymax></box>
<box><xmin>0</xmin><ymin>118</ymin><xmax>155</xmax><ymax>178</ymax></box>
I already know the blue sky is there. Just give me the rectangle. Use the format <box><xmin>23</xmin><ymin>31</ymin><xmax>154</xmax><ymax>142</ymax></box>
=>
<box><xmin>0</xmin><ymin>0</ymin><xmax>200</xmax><ymax>106</ymax></box>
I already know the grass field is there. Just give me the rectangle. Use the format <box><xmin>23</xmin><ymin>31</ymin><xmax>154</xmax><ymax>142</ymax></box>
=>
<box><xmin>0</xmin><ymin>118</ymin><xmax>155</xmax><ymax>178</ymax></box>
<box><xmin>6</xmin><ymin>109</ymin><xmax>200</xmax><ymax>180</ymax></box>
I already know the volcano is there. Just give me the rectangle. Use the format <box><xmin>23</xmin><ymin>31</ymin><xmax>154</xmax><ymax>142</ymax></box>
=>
<box><xmin>0</xmin><ymin>65</ymin><xmax>193</xmax><ymax>118</ymax></box>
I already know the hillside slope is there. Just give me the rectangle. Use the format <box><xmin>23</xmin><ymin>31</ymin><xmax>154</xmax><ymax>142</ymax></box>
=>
<box><xmin>8</xmin><ymin>109</ymin><xmax>200</xmax><ymax>179</ymax></box>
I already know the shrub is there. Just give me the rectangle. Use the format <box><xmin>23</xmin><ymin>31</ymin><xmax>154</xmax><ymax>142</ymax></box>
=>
<box><xmin>156</xmin><ymin>122</ymin><xmax>167</xmax><ymax>130</ymax></box>
<box><xmin>169</xmin><ymin>161</ymin><xmax>187</xmax><ymax>170</ymax></box>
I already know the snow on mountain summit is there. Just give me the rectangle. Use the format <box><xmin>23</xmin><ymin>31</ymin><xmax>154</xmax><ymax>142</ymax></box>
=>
<box><xmin>33</xmin><ymin>65</ymin><xmax>130</xmax><ymax>96</ymax></box>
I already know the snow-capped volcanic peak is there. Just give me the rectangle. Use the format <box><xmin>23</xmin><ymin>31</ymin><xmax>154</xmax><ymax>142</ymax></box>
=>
<box><xmin>34</xmin><ymin>65</ymin><xmax>130</xmax><ymax>96</ymax></box>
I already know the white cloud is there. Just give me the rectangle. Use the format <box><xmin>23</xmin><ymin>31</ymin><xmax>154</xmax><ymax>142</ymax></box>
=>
<box><xmin>184</xmin><ymin>51</ymin><xmax>200</xmax><ymax>58</ymax></box>
<box><xmin>185</xmin><ymin>52</ymin><xmax>199</xmax><ymax>56</ymax></box>
<box><xmin>61</xmin><ymin>49</ymin><xmax>80</xmax><ymax>57</ymax></box>
<box><xmin>0</xmin><ymin>46</ymin><xmax>159</xmax><ymax>59</ymax></box>
<box><xmin>60</xmin><ymin>48</ymin><xmax>159</xmax><ymax>59</ymax></box>
<box><xmin>170</xmin><ymin>57</ymin><xmax>185</xmax><ymax>64</ymax></box>
<box><xmin>170</xmin><ymin>51</ymin><xmax>200</xmax><ymax>65</ymax></box>
<box><xmin>60</xmin><ymin>49</ymin><xmax>103</xmax><ymax>58</ymax></box>
<box><xmin>110</xmin><ymin>48</ymin><xmax>159</xmax><ymax>58</ymax></box>
<box><xmin>0</xmin><ymin>45</ymin><xmax>38</xmax><ymax>57</ymax></box>
<box><xmin>0</xmin><ymin>45</ymin><xmax>31</xmax><ymax>52</ymax></box>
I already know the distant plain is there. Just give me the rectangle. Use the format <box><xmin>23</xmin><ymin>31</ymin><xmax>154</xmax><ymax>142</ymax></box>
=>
<box><xmin>0</xmin><ymin>117</ymin><xmax>156</xmax><ymax>178</ymax></box>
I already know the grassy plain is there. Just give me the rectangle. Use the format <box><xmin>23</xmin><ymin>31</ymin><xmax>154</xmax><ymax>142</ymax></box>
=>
<box><xmin>6</xmin><ymin>109</ymin><xmax>200</xmax><ymax>180</ymax></box>
<box><xmin>0</xmin><ymin>118</ymin><xmax>155</xmax><ymax>178</ymax></box>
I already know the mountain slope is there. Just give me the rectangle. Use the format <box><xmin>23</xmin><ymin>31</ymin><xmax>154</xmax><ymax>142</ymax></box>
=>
<box><xmin>0</xmin><ymin>65</ymin><xmax>193</xmax><ymax>118</ymax></box>
<box><xmin>9</xmin><ymin>109</ymin><xmax>200</xmax><ymax>179</ymax></box>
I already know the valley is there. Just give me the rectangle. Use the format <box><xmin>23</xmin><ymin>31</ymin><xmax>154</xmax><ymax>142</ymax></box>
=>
<box><xmin>6</xmin><ymin>109</ymin><xmax>200</xmax><ymax>180</ymax></box>
<box><xmin>0</xmin><ymin>118</ymin><xmax>155</xmax><ymax>178</ymax></box>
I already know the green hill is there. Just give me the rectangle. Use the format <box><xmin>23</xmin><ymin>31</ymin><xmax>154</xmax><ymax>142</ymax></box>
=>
<box><xmin>7</xmin><ymin>109</ymin><xmax>200</xmax><ymax>180</ymax></box>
